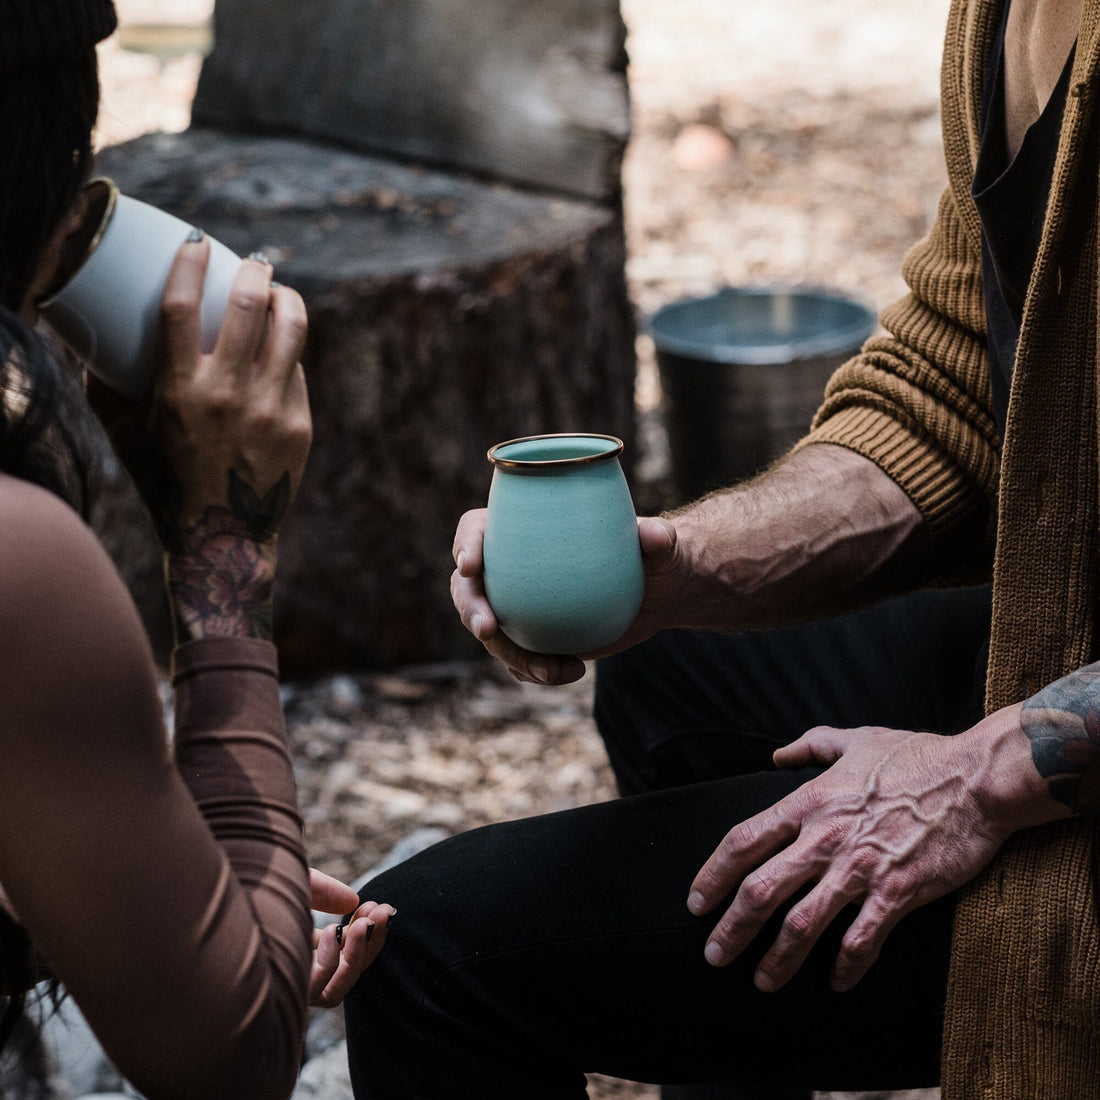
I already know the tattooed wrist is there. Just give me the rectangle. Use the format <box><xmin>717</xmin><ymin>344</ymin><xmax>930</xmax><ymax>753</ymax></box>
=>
<box><xmin>161</xmin><ymin>468</ymin><xmax>292</xmax><ymax>643</ymax></box>
<box><xmin>166</xmin><ymin>509</ymin><xmax>276</xmax><ymax>641</ymax></box>
<box><xmin>1021</xmin><ymin>663</ymin><xmax>1100</xmax><ymax>814</ymax></box>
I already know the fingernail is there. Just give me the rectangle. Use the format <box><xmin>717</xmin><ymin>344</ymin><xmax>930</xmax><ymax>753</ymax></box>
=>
<box><xmin>364</xmin><ymin>920</ymin><xmax>375</xmax><ymax>944</ymax></box>
<box><xmin>687</xmin><ymin>891</ymin><xmax>706</xmax><ymax>915</ymax></box>
<box><xmin>248</xmin><ymin>250</ymin><xmax>271</xmax><ymax>265</ymax></box>
<box><xmin>704</xmin><ymin>941</ymin><xmax>728</xmax><ymax>967</ymax></box>
<box><xmin>270</xmin><ymin>280</ymin><xmax>283</xmax><ymax>288</ymax></box>
<box><xmin>386</xmin><ymin>908</ymin><xmax>397</xmax><ymax>924</ymax></box>
<box><xmin>470</xmin><ymin>613</ymin><xmax>484</xmax><ymax>639</ymax></box>
<box><xmin>186</xmin><ymin>227</ymin><xmax>205</xmax><ymax>243</ymax></box>
<box><xmin>335</xmin><ymin>923</ymin><xmax>343</xmax><ymax>947</ymax></box>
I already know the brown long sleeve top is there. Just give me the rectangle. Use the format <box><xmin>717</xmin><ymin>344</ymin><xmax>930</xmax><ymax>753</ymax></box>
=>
<box><xmin>0</xmin><ymin>471</ymin><xmax>311</xmax><ymax>1099</ymax></box>
<box><xmin>793</xmin><ymin>0</ymin><xmax>1100</xmax><ymax>1093</ymax></box>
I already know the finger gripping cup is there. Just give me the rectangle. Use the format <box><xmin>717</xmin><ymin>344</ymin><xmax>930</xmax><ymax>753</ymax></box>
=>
<box><xmin>39</xmin><ymin>177</ymin><xmax>243</xmax><ymax>400</ymax></box>
<box><xmin>482</xmin><ymin>433</ymin><xmax>644</xmax><ymax>655</ymax></box>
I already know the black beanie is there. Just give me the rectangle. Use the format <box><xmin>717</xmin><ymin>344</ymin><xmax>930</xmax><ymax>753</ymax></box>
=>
<box><xmin>2</xmin><ymin>0</ymin><xmax>118</xmax><ymax>65</ymax></box>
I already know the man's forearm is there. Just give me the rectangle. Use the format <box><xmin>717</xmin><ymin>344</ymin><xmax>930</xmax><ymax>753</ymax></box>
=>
<box><xmin>666</xmin><ymin>443</ymin><xmax>930</xmax><ymax>631</ymax></box>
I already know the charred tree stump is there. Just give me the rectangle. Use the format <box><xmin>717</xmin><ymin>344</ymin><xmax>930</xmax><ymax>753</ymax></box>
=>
<box><xmin>95</xmin><ymin>131</ymin><xmax>635</xmax><ymax>670</ymax></box>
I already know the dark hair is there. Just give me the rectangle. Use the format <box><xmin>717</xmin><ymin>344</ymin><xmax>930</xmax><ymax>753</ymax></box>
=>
<box><xmin>0</xmin><ymin>53</ymin><xmax>101</xmax><ymax>309</ymax></box>
<box><xmin>0</xmin><ymin>49</ymin><xmax>102</xmax><ymax>1052</ymax></box>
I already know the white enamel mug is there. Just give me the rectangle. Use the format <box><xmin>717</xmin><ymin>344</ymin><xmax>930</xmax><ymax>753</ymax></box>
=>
<box><xmin>39</xmin><ymin>177</ymin><xmax>244</xmax><ymax>399</ymax></box>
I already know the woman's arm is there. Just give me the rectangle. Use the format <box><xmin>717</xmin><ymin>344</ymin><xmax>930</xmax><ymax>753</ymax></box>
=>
<box><xmin>0</xmin><ymin>474</ymin><xmax>310</xmax><ymax>1099</ymax></box>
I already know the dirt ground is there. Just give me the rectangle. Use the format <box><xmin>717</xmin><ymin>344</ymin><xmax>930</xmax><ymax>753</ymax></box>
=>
<box><xmin>95</xmin><ymin>2</ymin><xmax>952</xmax><ymax>1097</ymax></box>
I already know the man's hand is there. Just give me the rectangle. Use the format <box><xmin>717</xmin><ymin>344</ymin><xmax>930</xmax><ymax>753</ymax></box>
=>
<box><xmin>450</xmin><ymin>508</ymin><xmax>682</xmax><ymax>684</ymax></box>
<box><xmin>451</xmin><ymin>446</ymin><xmax>931</xmax><ymax>685</ymax></box>
<box><xmin>308</xmin><ymin>869</ymin><xmax>395</xmax><ymax>1009</ymax></box>
<box><xmin>687</xmin><ymin>710</ymin><xmax>1035</xmax><ymax>993</ymax></box>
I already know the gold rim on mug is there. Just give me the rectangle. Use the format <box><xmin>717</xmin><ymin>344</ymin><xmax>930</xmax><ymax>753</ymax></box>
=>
<box><xmin>40</xmin><ymin>177</ymin><xmax>120</xmax><ymax>307</ymax></box>
<box><xmin>487</xmin><ymin>433</ymin><xmax>625</xmax><ymax>469</ymax></box>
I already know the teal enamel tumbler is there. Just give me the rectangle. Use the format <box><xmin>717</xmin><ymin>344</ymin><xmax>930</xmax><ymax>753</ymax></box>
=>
<box><xmin>483</xmin><ymin>434</ymin><xmax>644</xmax><ymax>655</ymax></box>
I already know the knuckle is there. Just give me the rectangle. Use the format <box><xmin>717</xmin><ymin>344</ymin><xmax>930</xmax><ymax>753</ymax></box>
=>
<box><xmin>291</xmin><ymin>404</ymin><xmax>314</xmax><ymax>431</ymax></box>
<box><xmin>229</xmin><ymin>284</ymin><xmax>271</xmax><ymax>315</ymax></box>
<box><xmin>781</xmin><ymin>906</ymin><xmax>817</xmax><ymax>946</ymax></box>
<box><xmin>160</xmin><ymin>291</ymin><xmax>198</xmax><ymax>326</ymax></box>
<box><xmin>287</xmin><ymin>415</ymin><xmax>313</xmax><ymax>450</ymax></box>
<box><xmin>248</xmin><ymin>403</ymin><xmax>279</xmax><ymax>432</ymax></box>
<box><xmin>279</xmin><ymin>305</ymin><xmax>309</xmax><ymax>344</ymax></box>
<box><xmin>731</xmin><ymin>817</ymin><xmax>761</xmax><ymax>846</ymax></box>
<box><xmin>841</xmin><ymin>922</ymin><xmax>879</xmax><ymax>961</ymax></box>
<box><xmin>206</xmin><ymin>387</ymin><xmax>244</xmax><ymax>418</ymax></box>
<box><xmin>739</xmin><ymin>873</ymin><xmax>774</xmax><ymax>910</ymax></box>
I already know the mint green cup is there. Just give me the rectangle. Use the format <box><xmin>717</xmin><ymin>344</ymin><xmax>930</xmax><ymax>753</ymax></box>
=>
<box><xmin>483</xmin><ymin>434</ymin><xmax>644</xmax><ymax>655</ymax></box>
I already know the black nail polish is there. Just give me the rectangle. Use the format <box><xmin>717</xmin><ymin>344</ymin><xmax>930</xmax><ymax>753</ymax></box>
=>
<box><xmin>364</xmin><ymin>921</ymin><xmax>375</xmax><ymax>944</ymax></box>
<box><xmin>186</xmin><ymin>227</ymin><xmax>205</xmax><ymax>243</ymax></box>
<box><xmin>248</xmin><ymin>250</ymin><xmax>271</xmax><ymax>265</ymax></box>
<box><xmin>335</xmin><ymin>923</ymin><xmax>343</xmax><ymax>947</ymax></box>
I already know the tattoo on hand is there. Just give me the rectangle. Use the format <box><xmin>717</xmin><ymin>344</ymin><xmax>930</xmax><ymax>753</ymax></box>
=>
<box><xmin>166</xmin><ymin>470</ymin><xmax>291</xmax><ymax>642</ymax></box>
<box><xmin>1021</xmin><ymin>664</ymin><xmax>1100</xmax><ymax>814</ymax></box>
<box><xmin>227</xmin><ymin>469</ymin><xmax>291</xmax><ymax>543</ymax></box>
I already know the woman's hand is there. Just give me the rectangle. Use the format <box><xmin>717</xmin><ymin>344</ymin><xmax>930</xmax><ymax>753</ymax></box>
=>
<box><xmin>308</xmin><ymin>869</ymin><xmax>395</xmax><ymax>1009</ymax></box>
<box><xmin>450</xmin><ymin>508</ymin><xmax>683</xmax><ymax>684</ymax></box>
<box><xmin>686</xmin><ymin>706</ymin><xmax>1047</xmax><ymax>993</ymax></box>
<box><xmin>90</xmin><ymin>236</ymin><xmax>312</xmax><ymax>641</ymax></box>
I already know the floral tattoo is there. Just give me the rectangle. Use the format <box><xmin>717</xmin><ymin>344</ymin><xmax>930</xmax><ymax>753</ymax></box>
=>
<box><xmin>166</xmin><ymin>470</ymin><xmax>291</xmax><ymax>642</ymax></box>
<box><xmin>1021</xmin><ymin>663</ymin><xmax>1100</xmax><ymax>814</ymax></box>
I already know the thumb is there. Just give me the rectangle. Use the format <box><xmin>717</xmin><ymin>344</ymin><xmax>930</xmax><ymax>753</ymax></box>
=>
<box><xmin>309</xmin><ymin>868</ymin><xmax>360</xmax><ymax>914</ymax></box>
<box><xmin>773</xmin><ymin>725</ymin><xmax>857</xmax><ymax>769</ymax></box>
<box><xmin>638</xmin><ymin>516</ymin><xmax>677</xmax><ymax>563</ymax></box>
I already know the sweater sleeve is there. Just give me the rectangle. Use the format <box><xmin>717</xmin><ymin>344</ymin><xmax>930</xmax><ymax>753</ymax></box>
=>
<box><xmin>0</xmin><ymin>475</ymin><xmax>311</xmax><ymax>1100</ymax></box>
<box><xmin>796</xmin><ymin>184</ymin><xmax>1001</xmax><ymax>576</ymax></box>
<box><xmin>170</xmin><ymin>636</ymin><xmax>312</xmax><ymax>1085</ymax></box>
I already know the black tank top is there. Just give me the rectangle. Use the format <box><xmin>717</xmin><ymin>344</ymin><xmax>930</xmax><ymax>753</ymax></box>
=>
<box><xmin>972</xmin><ymin>0</ymin><xmax>1076</xmax><ymax>435</ymax></box>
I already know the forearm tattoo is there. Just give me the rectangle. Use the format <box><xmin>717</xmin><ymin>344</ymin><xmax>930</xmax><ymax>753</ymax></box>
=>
<box><xmin>166</xmin><ymin>471</ymin><xmax>291</xmax><ymax>642</ymax></box>
<box><xmin>1021</xmin><ymin>663</ymin><xmax>1100</xmax><ymax>814</ymax></box>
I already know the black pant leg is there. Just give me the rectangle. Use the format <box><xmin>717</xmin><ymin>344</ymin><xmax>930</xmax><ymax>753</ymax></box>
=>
<box><xmin>344</xmin><ymin>772</ymin><xmax>952</xmax><ymax>1099</ymax></box>
<box><xmin>592</xmin><ymin>586</ymin><xmax>989</xmax><ymax>1100</ymax></box>
<box><xmin>595</xmin><ymin>586</ymin><xmax>992</xmax><ymax>795</ymax></box>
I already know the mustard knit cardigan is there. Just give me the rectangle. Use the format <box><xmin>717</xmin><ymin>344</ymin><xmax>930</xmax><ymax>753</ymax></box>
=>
<box><xmin>803</xmin><ymin>0</ymin><xmax>1100</xmax><ymax>1094</ymax></box>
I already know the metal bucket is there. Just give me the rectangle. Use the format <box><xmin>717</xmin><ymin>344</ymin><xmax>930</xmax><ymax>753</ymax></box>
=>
<box><xmin>651</xmin><ymin>285</ymin><xmax>877</xmax><ymax>504</ymax></box>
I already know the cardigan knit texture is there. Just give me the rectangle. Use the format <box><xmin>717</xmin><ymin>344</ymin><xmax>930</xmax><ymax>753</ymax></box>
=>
<box><xmin>801</xmin><ymin>0</ymin><xmax>1100</xmax><ymax>1094</ymax></box>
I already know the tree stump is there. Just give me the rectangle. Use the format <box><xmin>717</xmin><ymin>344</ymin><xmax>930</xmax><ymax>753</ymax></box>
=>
<box><xmin>95</xmin><ymin>131</ymin><xmax>636</xmax><ymax>671</ymax></box>
<box><xmin>191</xmin><ymin>0</ymin><xmax>629</xmax><ymax>203</ymax></box>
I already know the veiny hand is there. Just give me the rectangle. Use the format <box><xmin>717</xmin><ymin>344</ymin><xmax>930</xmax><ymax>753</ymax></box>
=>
<box><xmin>687</xmin><ymin>718</ymin><xmax>1021</xmax><ymax>993</ymax></box>
<box><xmin>308</xmin><ymin>868</ymin><xmax>395</xmax><ymax>1009</ymax></box>
<box><xmin>450</xmin><ymin>507</ymin><xmax>683</xmax><ymax>684</ymax></box>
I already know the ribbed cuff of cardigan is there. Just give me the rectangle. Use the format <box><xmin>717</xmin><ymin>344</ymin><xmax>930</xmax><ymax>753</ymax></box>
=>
<box><xmin>794</xmin><ymin>404</ymin><xmax>987</xmax><ymax>557</ymax></box>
